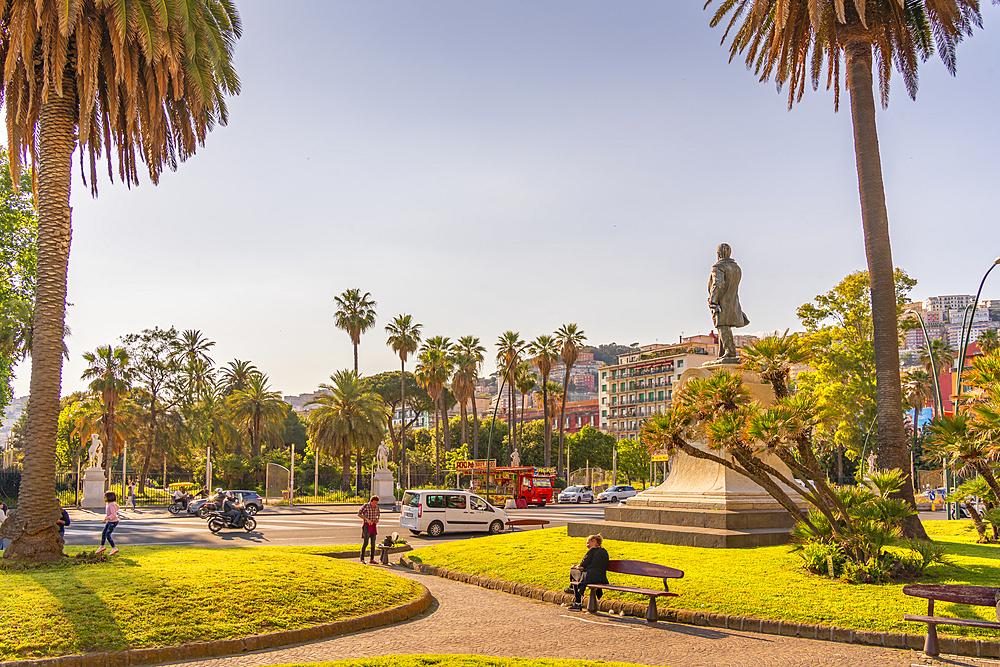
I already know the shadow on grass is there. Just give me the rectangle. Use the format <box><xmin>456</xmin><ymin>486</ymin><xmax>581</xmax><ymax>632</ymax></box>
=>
<box><xmin>26</xmin><ymin>559</ymin><xmax>127</xmax><ymax>657</ymax></box>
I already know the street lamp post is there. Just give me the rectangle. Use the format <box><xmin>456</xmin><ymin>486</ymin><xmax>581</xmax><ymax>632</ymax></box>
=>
<box><xmin>956</xmin><ymin>257</ymin><xmax>1000</xmax><ymax>405</ymax></box>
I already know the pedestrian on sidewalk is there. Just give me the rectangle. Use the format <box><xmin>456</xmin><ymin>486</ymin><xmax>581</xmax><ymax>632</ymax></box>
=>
<box><xmin>127</xmin><ymin>482</ymin><xmax>136</xmax><ymax>511</ymax></box>
<box><xmin>95</xmin><ymin>491</ymin><xmax>120</xmax><ymax>556</ymax></box>
<box><xmin>56</xmin><ymin>507</ymin><xmax>71</xmax><ymax>539</ymax></box>
<box><xmin>358</xmin><ymin>495</ymin><xmax>380</xmax><ymax>564</ymax></box>
<box><xmin>565</xmin><ymin>533</ymin><xmax>609</xmax><ymax>611</ymax></box>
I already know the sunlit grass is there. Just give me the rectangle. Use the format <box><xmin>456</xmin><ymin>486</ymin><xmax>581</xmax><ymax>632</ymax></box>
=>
<box><xmin>0</xmin><ymin>546</ymin><xmax>421</xmax><ymax>660</ymax></box>
<box><xmin>407</xmin><ymin>520</ymin><xmax>1000</xmax><ymax>638</ymax></box>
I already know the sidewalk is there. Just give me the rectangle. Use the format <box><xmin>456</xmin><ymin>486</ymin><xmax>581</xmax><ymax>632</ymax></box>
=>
<box><xmin>164</xmin><ymin>564</ymin><xmax>976</xmax><ymax>667</ymax></box>
<box><xmin>64</xmin><ymin>503</ymin><xmax>378</xmax><ymax>521</ymax></box>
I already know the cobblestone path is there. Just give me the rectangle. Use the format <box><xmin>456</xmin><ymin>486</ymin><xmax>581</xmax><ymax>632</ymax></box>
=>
<box><xmin>169</xmin><ymin>566</ymin><xmax>996</xmax><ymax>667</ymax></box>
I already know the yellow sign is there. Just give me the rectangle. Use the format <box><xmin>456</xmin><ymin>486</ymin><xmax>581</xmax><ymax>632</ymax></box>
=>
<box><xmin>651</xmin><ymin>453</ymin><xmax>670</xmax><ymax>462</ymax></box>
<box><xmin>456</xmin><ymin>460</ymin><xmax>496</xmax><ymax>471</ymax></box>
<box><xmin>534</xmin><ymin>467</ymin><xmax>556</xmax><ymax>476</ymax></box>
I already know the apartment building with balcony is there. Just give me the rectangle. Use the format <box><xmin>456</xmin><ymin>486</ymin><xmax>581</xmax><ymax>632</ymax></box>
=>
<box><xmin>598</xmin><ymin>335</ymin><xmax>719</xmax><ymax>441</ymax></box>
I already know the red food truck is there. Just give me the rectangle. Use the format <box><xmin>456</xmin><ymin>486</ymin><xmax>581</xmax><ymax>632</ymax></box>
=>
<box><xmin>456</xmin><ymin>460</ymin><xmax>557</xmax><ymax>507</ymax></box>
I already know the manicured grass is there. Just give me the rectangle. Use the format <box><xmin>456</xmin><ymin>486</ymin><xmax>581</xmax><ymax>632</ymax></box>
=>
<box><xmin>0</xmin><ymin>546</ymin><xmax>422</xmax><ymax>661</ymax></box>
<box><xmin>279</xmin><ymin>657</ymin><xmax>648</xmax><ymax>667</ymax></box>
<box><xmin>407</xmin><ymin>520</ymin><xmax>1000</xmax><ymax>639</ymax></box>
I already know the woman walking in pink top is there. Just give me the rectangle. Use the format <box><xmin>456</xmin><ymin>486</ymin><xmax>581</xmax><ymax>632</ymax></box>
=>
<box><xmin>95</xmin><ymin>491</ymin><xmax>120</xmax><ymax>555</ymax></box>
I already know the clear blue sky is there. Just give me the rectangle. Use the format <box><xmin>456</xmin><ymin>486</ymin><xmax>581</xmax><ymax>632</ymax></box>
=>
<box><xmin>12</xmin><ymin>1</ymin><xmax>1000</xmax><ymax>398</ymax></box>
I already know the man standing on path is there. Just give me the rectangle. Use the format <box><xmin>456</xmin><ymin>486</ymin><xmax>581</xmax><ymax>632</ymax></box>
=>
<box><xmin>358</xmin><ymin>496</ymin><xmax>380</xmax><ymax>564</ymax></box>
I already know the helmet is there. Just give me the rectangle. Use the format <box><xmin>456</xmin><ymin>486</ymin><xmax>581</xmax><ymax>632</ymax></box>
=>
<box><xmin>215</xmin><ymin>488</ymin><xmax>223</xmax><ymax>493</ymax></box>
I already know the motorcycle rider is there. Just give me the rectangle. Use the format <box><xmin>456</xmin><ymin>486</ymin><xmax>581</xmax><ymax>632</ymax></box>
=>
<box><xmin>220</xmin><ymin>492</ymin><xmax>244</xmax><ymax>527</ymax></box>
<box><xmin>210</xmin><ymin>487</ymin><xmax>227</xmax><ymax>513</ymax></box>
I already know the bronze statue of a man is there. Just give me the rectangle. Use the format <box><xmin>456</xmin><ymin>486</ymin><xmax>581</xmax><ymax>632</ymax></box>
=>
<box><xmin>708</xmin><ymin>243</ymin><xmax>750</xmax><ymax>361</ymax></box>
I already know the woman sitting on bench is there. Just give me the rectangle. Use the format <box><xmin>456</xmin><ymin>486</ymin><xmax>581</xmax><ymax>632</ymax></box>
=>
<box><xmin>565</xmin><ymin>534</ymin><xmax>609</xmax><ymax>611</ymax></box>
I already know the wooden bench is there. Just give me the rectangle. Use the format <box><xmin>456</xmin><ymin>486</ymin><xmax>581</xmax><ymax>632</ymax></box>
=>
<box><xmin>505</xmin><ymin>519</ymin><xmax>550</xmax><ymax>531</ymax></box>
<box><xmin>903</xmin><ymin>584</ymin><xmax>1000</xmax><ymax>656</ymax></box>
<box><xmin>577</xmin><ymin>559</ymin><xmax>684</xmax><ymax>623</ymax></box>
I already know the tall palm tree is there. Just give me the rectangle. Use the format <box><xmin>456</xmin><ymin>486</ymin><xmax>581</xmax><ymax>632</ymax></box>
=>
<box><xmin>424</xmin><ymin>336</ymin><xmax>454</xmax><ymax>454</ymax></box>
<box><xmin>219</xmin><ymin>359</ymin><xmax>258</xmax><ymax>396</ymax></box>
<box><xmin>415</xmin><ymin>341</ymin><xmax>453</xmax><ymax>480</ymax></box>
<box><xmin>0</xmin><ymin>0</ymin><xmax>241</xmax><ymax>562</ymax></box>
<box><xmin>455</xmin><ymin>336</ymin><xmax>486</xmax><ymax>458</ymax></box>
<box><xmin>452</xmin><ymin>352</ymin><xmax>479</xmax><ymax>451</ymax></box>
<box><xmin>227</xmin><ymin>373</ymin><xmax>285</xmax><ymax>458</ymax></box>
<box><xmin>385</xmin><ymin>314</ymin><xmax>422</xmax><ymax>465</ymax></box>
<box><xmin>513</xmin><ymin>362</ymin><xmax>536</xmax><ymax>462</ymax></box>
<box><xmin>81</xmin><ymin>345</ymin><xmax>132</xmax><ymax>489</ymax></box>
<box><xmin>705</xmin><ymin>0</ymin><xmax>977</xmax><ymax>540</ymax></box>
<box><xmin>528</xmin><ymin>335</ymin><xmax>560</xmax><ymax>468</ymax></box>
<box><xmin>495</xmin><ymin>331</ymin><xmax>524</xmax><ymax>457</ymax></box>
<box><xmin>920</xmin><ymin>338</ymin><xmax>955</xmax><ymax>417</ymax></box>
<box><xmin>555</xmin><ymin>324</ymin><xmax>586</xmax><ymax>476</ymax></box>
<box><xmin>308</xmin><ymin>370</ymin><xmax>386</xmax><ymax>493</ymax></box>
<box><xmin>902</xmin><ymin>369</ymin><xmax>933</xmax><ymax>469</ymax></box>
<box><xmin>334</xmin><ymin>289</ymin><xmax>377</xmax><ymax>374</ymax></box>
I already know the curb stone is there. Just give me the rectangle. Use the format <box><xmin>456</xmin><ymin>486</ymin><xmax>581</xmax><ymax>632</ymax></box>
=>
<box><xmin>397</xmin><ymin>556</ymin><xmax>1000</xmax><ymax>659</ymax></box>
<box><xmin>0</xmin><ymin>580</ymin><xmax>432</xmax><ymax>667</ymax></box>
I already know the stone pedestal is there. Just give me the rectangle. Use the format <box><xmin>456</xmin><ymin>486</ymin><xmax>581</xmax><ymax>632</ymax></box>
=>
<box><xmin>372</xmin><ymin>468</ymin><xmax>396</xmax><ymax>512</ymax></box>
<box><xmin>81</xmin><ymin>467</ymin><xmax>106</xmax><ymax>510</ymax></box>
<box><xmin>568</xmin><ymin>366</ymin><xmax>808</xmax><ymax>548</ymax></box>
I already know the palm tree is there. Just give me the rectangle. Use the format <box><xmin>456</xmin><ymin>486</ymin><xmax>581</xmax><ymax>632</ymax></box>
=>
<box><xmin>415</xmin><ymin>341</ymin><xmax>453</xmax><ymax>481</ymax></box>
<box><xmin>902</xmin><ymin>369</ymin><xmax>933</xmax><ymax>475</ymax></box>
<box><xmin>227</xmin><ymin>373</ymin><xmax>285</xmax><ymax>458</ymax></box>
<box><xmin>705</xmin><ymin>0</ymin><xmax>978</xmax><ymax>540</ymax></box>
<box><xmin>334</xmin><ymin>289</ymin><xmax>377</xmax><ymax>374</ymax></box>
<box><xmin>528</xmin><ymin>335</ymin><xmax>560</xmax><ymax>468</ymax></box>
<box><xmin>496</xmin><ymin>331</ymin><xmax>524</xmax><ymax>456</ymax></box>
<box><xmin>452</xmin><ymin>352</ymin><xmax>479</xmax><ymax>452</ymax></box>
<box><xmin>978</xmin><ymin>330</ymin><xmax>1000</xmax><ymax>356</ymax></box>
<box><xmin>920</xmin><ymin>338</ymin><xmax>955</xmax><ymax>417</ymax></box>
<box><xmin>81</xmin><ymin>345</ymin><xmax>132</xmax><ymax>489</ymax></box>
<box><xmin>385</xmin><ymin>314</ymin><xmax>422</xmax><ymax>465</ymax></box>
<box><xmin>927</xmin><ymin>414</ymin><xmax>1000</xmax><ymax>503</ymax></box>
<box><xmin>1</xmin><ymin>0</ymin><xmax>241</xmax><ymax>562</ymax></box>
<box><xmin>0</xmin><ymin>297</ymin><xmax>70</xmax><ymax>362</ymax></box>
<box><xmin>555</xmin><ymin>324</ymin><xmax>586</xmax><ymax>476</ymax></box>
<box><xmin>219</xmin><ymin>360</ymin><xmax>259</xmax><ymax>396</ymax></box>
<box><xmin>455</xmin><ymin>336</ymin><xmax>486</xmax><ymax>458</ymax></box>
<box><xmin>308</xmin><ymin>370</ymin><xmax>386</xmax><ymax>493</ymax></box>
<box><xmin>513</xmin><ymin>363</ymin><xmax>536</xmax><ymax>462</ymax></box>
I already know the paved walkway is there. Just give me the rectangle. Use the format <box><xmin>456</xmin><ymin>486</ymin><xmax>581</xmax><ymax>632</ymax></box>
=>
<box><xmin>164</xmin><ymin>565</ymin><xmax>993</xmax><ymax>667</ymax></box>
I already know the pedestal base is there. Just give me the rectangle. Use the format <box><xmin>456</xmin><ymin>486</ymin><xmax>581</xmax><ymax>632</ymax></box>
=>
<box><xmin>568</xmin><ymin>366</ymin><xmax>808</xmax><ymax>548</ymax></box>
<box><xmin>372</xmin><ymin>468</ymin><xmax>396</xmax><ymax>511</ymax></box>
<box><xmin>81</xmin><ymin>467</ymin><xmax>106</xmax><ymax>510</ymax></box>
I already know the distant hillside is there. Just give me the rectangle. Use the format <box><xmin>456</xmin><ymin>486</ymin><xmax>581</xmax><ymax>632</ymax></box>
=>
<box><xmin>585</xmin><ymin>343</ymin><xmax>639</xmax><ymax>366</ymax></box>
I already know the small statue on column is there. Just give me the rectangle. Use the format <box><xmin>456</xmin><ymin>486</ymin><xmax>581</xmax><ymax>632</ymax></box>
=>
<box><xmin>708</xmin><ymin>243</ymin><xmax>750</xmax><ymax>362</ymax></box>
<box><xmin>87</xmin><ymin>434</ymin><xmax>104</xmax><ymax>470</ymax></box>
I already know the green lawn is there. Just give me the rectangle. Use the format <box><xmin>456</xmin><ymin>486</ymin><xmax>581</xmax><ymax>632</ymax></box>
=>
<box><xmin>279</xmin><ymin>658</ymin><xmax>648</xmax><ymax>667</ymax></box>
<box><xmin>406</xmin><ymin>520</ymin><xmax>1000</xmax><ymax>639</ymax></box>
<box><xmin>0</xmin><ymin>546</ymin><xmax>421</xmax><ymax>661</ymax></box>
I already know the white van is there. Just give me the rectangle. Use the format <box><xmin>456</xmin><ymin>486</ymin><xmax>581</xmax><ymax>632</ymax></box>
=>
<box><xmin>399</xmin><ymin>489</ymin><xmax>508</xmax><ymax>537</ymax></box>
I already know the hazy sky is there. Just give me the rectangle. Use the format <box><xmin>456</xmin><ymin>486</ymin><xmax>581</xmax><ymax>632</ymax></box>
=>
<box><xmin>10</xmin><ymin>1</ymin><xmax>1000</xmax><ymax>399</ymax></box>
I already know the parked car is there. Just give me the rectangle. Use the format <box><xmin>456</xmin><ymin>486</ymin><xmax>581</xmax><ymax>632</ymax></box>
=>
<box><xmin>398</xmin><ymin>489</ymin><xmax>508</xmax><ymax>537</ymax></box>
<box><xmin>558</xmin><ymin>485</ymin><xmax>594</xmax><ymax>504</ymax></box>
<box><xmin>597</xmin><ymin>485</ymin><xmax>638</xmax><ymax>503</ymax></box>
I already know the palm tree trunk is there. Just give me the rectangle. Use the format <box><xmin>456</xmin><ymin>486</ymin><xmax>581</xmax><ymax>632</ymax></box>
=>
<box><xmin>471</xmin><ymin>394</ymin><xmax>480</xmax><ymax>460</ymax></box>
<box><xmin>398</xmin><ymin>361</ymin><xmax>405</xmax><ymax>465</ymax></box>
<box><xmin>441</xmin><ymin>400</ymin><xmax>451</xmax><ymax>453</ymax></box>
<box><xmin>557</xmin><ymin>367</ymin><xmax>572</xmax><ymax>477</ymax></box>
<box><xmin>5</xmin><ymin>79</ymin><xmax>78</xmax><ymax>562</ymax></box>
<box><xmin>353</xmin><ymin>343</ymin><xmax>359</xmax><ymax>375</ymax></box>
<box><xmin>518</xmin><ymin>391</ymin><xmax>525</xmax><ymax>459</ymax></box>
<box><xmin>342</xmin><ymin>438</ymin><xmax>351</xmax><ymax>492</ymax></box>
<box><xmin>434</xmin><ymin>394</ymin><xmax>441</xmax><ymax>482</ymax></box>
<box><xmin>542</xmin><ymin>380</ymin><xmax>551</xmax><ymax>467</ymax></box>
<box><xmin>844</xmin><ymin>37</ymin><xmax>926</xmax><ymax>540</ymax></box>
<box><xmin>460</xmin><ymin>401</ymin><xmax>468</xmax><ymax>449</ymax></box>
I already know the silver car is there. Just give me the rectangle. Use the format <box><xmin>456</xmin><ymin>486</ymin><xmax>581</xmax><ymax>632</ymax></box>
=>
<box><xmin>597</xmin><ymin>485</ymin><xmax>638</xmax><ymax>503</ymax></box>
<box><xmin>558</xmin><ymin>485</ymin><xmax>594</xmax><ymax>503</ymax></box>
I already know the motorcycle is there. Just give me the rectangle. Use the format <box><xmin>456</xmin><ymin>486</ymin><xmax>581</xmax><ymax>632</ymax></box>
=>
<box><xmin>207</xmin><ymin>507</ymin><xmax>257</xmax><ymax>533</ymax></box>
<box><xmin>167</xmin><ymin>491</ymin><xmax>194</xmax><ymax>515</ymax></box>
